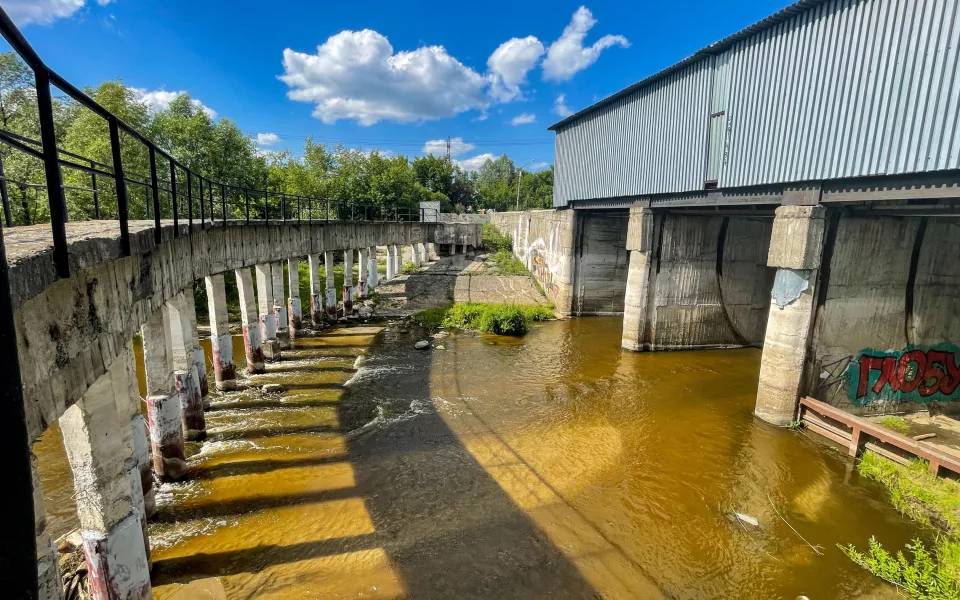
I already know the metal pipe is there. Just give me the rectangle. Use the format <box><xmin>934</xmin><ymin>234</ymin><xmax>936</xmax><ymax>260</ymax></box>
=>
<box><xmin>90</xmin><ymin>167</ymin><xmax>99</xmax><ymax>219</ymax></box>
<box><xmin>220</xmin><ymin>183</ymin><xmax>226</xmax><ymax>225</ymax></box>
<box><xmin>244</xmin><ymin>189</ymin><xmax>250</xmax><ymax>223</ymax></box>
<box><xmin>0</xmin><ymin>154</ymin><xmax>12</xmax><ymax>226</ymax></box>
<box><xmin>169</xmin><ymin>160</ymin><xmax>178</xmax><ymax>237</ymax></box>
<box><xmin>198</xmin><ymin>177</ymin><xmax>204</xmax><ymax>225</ymax></box>
<box><xmin>149</xmin><ymin>146</ymin><xmax>161</xmax><ymax>245</ymax></box>
<box><xmin>35</xmin><ymin>68</ymin><xmax>69</xmax><ymax>277</ymax></box>
<box><xmin>186</xmin><ymin>170</ymin><xmax>193</xmax><ymax>234</ymax></box>
<box><xmin>108</xmin><ymin>117</ymin><xmax>129</xmax><ymax>255</ymax></box>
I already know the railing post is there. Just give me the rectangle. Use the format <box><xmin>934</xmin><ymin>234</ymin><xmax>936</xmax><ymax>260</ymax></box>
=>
<box><xmin>208</xmin><ymin>180</ymin><xmax>214</xmax><ymax>222</ymax></box>
<box><xmin>186</xmin><ymin>170</ymin><xmax>193</xmax><ymax>234</ymax></box>
<box><xmin>108</xmin><ymin>117</ymin><xmax>130</xmax><ymax>256</ymax></box>
<box><xmin>245</xmin><ymin>189</ymin><xmax>250</xmax><ymax>223</ymax></box>
<box><xmin>198</xmin><ymin>177</ymin><xmax>205</xmax><ymax>226</ymax></box>
<box><xmin>264</xmin><ymin>191</ymin><xmax>269</xmax><ymax>224</ymax></box>
<box><xmin>297</xmin><ymin>195</ymin><xmax>301</xmax><ymax>224</ymax></box>
<box><xmin>281</xmin><ymin>193</ymin><xmax>287</xmax><ymax>222</ymax></box>
<box><xmin>0</xmin><ymin>154</ymin><xmax>10</xmax><ymax>226</ymax></box>
<box><xmin>326</xmin><ymin>197</ymin><xmax>329</xmax><ymax>223</ymax></box>
<box><xmin>90</xmin><ymin>167</ymin><xmax>99</xmax><ymax>219</ymax></box>
<box><xmin>35</xmin><ymin>68</ymin><xmax>70</xmax><ymax>277</ymax></box>
<box><xmin>220</xmin><ymin>183</ymin><xmax>226</xmax><ymax>225</ymax></box>
<box><xmin>148</xmin><ymin>146</ymin><xmax>161</xmax><ymax>245</ymax></box>
<box><xmin>169</xmin><ymin>160</ymin><xmax>178</xmax><ymax>238</ymax></box>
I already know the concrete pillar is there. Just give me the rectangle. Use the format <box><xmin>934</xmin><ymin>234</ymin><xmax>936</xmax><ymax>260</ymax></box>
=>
<box><xmin>114</xmin><ymin>343</ymin><xmax>155</xmax><ymax>518</ymax></box>
<box><xmin>60</xmin><ymin>372</ymin><xmax>152</xmax><ymax>600</ymax></box>
<box><xmin>391</xmin><ymin>244</ymin><xmax>401</xmax><ymax>276</ymax></box>
<box><xmin>255</xmin><ymin>263</ymin><xmax>281</xmax><ymax>360</ymax></box>
<box><xmin>324</xmin><ymin>251</ymin><xmax>337</xmax><ymax>319</ymax></box>
<box><xmin>343</xmin><ymin>249</ymin><xmax>355</xmax><ymax>313</ymax></box>
<box><xmin>273</xmin><ymin>261</ymin><xmax>290</xmax><ymax>350</ymax></box>
<box><xmin>308</xmin><ymin>253</ymin><xmax>324</xmax><ymax>326</ymax></box>
<box><xmin>622</xmin><ymin>207</ymin><xmax>656</xmax><ymax>351</ymax></box>
<box><xmin>204</xmin><ymin>274</ymin><xmax>237</xmax><ymax>391</ymax></box>
<box><xmin>755</xmin><ymin>205</ymin><xmax>827</xmax><ymax>426</ymax></box>
<box><xmin>358</xmin><ymin>248</ymin><xmax>368</xmax><ymax>299</ymax></box>
<box><xmin>166</xmin><ymin>292</ymin><xmax>205</xmax><ymax>441</ymax></box>
<box><xmin>141</xmin><ymin>308</ymin><xmax>186</xmax><ymax>481</ymax></box>
<box><xmin>33</xmin><ymin>454</ymin><xmax>64</xmax><ymax>600</ymax></box>
<box><xmin>184</xmin><ymin>291</ymin><xmax>208</xmax><ymax>401</ymax></box>
<box><xmin>460</xmin><ymin>243</ymin><xmax>467</xmax><ymax>254</ymax></box>
<box><xmin>367</xmin><ymin>247</ymin><xmax>379</xmax><ymax>292</ymax></box>
<box><xmin>411</xmin><ymin>244</ymin><xmax>421</xmax><ymax>268</ymax></box>
<box><xmin>287</xmin><ymin>258</ymin><xmax>303</xmax><ymax>338</ymax></box>
<box><xmin>418</xmin><ymin>242</ymin><xmax>427</xmax><ymax>264</ymax></box>
<box><xmin>427</xmin><ymin>243</ymin><xmax>437</xmax><ymax>261</ymax></box>
<box><xmin>385</xmin><ymin>245</ymin><xmax>395</xmax><ymax>280</ymax></box>
<box><xmin>235</xmin><ymin>267</ymin><xmax>265</xmax><ymax>374</ymax></box>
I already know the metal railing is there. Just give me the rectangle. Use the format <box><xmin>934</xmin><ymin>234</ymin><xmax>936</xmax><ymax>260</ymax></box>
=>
<box><xmin>0</xmin><ymin>8</ymin><xmax>431</xmax><ymax>281</ymax></box>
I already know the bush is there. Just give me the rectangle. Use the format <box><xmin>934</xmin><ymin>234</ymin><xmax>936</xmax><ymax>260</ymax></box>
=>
<box><xmin>482</xmin><ymin>223</ymin><xmax>512</xmax><ymax>253</ymax></box>
<box><xmin>401</xmin><ymin>262</ymin><xmax>418</xmax><ymax>274</ymax></box>
<box><xmin>841</xmin><ymin>537</ymin><xmax>960</xmax><ymax>600</ymax></box>
<box><xmin>441</xmin><ymin>303</ymin><xmax>553</xmax><ymax>336</ymax></box>
<box><xmin>491</xmin><ymin>249</ymin><xmax>529</xmax><ymax>275</ymax></box>
<box><xmin>413</xmin><ymin>307</ymin><xmax>449</xmax><ymax>327</ymax></box>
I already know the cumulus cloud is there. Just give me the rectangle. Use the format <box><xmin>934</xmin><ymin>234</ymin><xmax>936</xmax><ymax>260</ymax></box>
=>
<box><xmin>257</xmin><ymin>133</ymin><xmax>280</xmax><ymax>146</ymax></box>
<box><xmin>511</xmin><ymin>113</ymin><xmax>536</xmax><ymax>126</ymax></box>
<box><xmin>487</xmin><ymin>36</ymin><xmax>545</xmax><ymax>102</ymax></box>
<box><xmin>5</xmin><ymin>0</ymin><xmax>112</xmax><ymax>26</ymax></box>
<box><xmin>458</xmin><ymin>153</ymin><xmax>497</xmax><ymax>172</ymax></box>
<box><xmin>129</xmin><ymin>88</ymin><xmax>217</xmax><ymax>118</ymax></box>
<box><xmin>554</xmin><ymin>93</ymin><xmax>574</xmax><ymax>117</ymax></box>
<box><xmin>542</xmin><ymin>7</ymin><xmax>629</xmax><ymax>82</ymax></box>
<box><xmin>280</xmin><ymin>29</ymin><xmax>488</xmax><ymax>126</ymax></box>
<box><xmin>422</xmin><ymin>137</ymin><xmax>475</xmax><ymax>157</ymax></box>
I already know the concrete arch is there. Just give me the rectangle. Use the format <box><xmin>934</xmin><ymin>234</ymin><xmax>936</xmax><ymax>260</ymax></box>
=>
<box><xmin>10</xmin><ymin>220</ymin><xmax>479</xmax><ymax>443</ymax></box>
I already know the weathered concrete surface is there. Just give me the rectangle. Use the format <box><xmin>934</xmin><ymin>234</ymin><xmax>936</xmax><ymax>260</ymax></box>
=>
<box><xmin>755</xmin><ymin>206</ymin><xmax>825</xmax><ymax>426</ymax></box>
<box><xmin>7</xmin><ymin>219</ymin><xmax>478</xmax><ymax>443</ymax></box>
<box><xmin>571</xmin><ymin>210</ymin><xmax>630</xmax><ymax>315</ymax></box>
<box><xmin>453</xmin><ymin>275</ymin><xmax>548</xmax><ymax>306</ymax></box>
<box><xmin>622</xmin><ymin>207</ymin><xmax>654</xmax><ymax>351</ymax></box>
<box><xmin>489</xmin><ymin>210</ymin><xmax>576</xmax><ymax>316</ymax></box>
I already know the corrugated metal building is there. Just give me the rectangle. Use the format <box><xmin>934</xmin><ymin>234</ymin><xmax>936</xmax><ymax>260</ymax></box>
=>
<box><xmin>551</xmin><ymin>0</ymin><xmax>960</xmax><ymax>207</ymax></box>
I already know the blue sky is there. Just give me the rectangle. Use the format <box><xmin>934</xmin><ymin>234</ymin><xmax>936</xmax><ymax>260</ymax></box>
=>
<box><xmin>6</xmin><ymin>0</ymin><xmax>792</xmax><ymax>171</ymax></box>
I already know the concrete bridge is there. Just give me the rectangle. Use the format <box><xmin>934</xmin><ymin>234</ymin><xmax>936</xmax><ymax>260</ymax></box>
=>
<box><xmin>7</xmin><ymin>218</ymin><xmax>478</xmax><ymax>600</ymax></box>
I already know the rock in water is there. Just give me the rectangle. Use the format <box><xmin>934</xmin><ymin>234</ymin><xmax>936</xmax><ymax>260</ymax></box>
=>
<box><xmin>414</xmin><ymin>340</ymin><xmax>431</xmax><ymax>350</ymax></box>
<box><xmin>262</xmin><ymin>383</ymin><xmax>285</xmax><ymax>394</ymax></box>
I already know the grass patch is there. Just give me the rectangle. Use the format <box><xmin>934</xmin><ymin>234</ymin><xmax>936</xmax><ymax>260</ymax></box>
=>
<box><xmin>844</xmin><ymin>451</ymin><xmax>960</xmax><ymax>597</ymax></box>
<box><xmin>413</xmin><ymin>306</ymin><xmax>450</xmax><ymax>328</ymax></box>
<box><xmin>491</xmin><ymin>249</ymin><xmax>529</xmax><ymax>275</ymax></box>
<box><xmin>879</xmin><ymin>415</ymin><xmax>912</xmax><ymax>435</ymax></box>
<box><xmin>443</xmin><ymin>302</ymin><xmax>553</xmax><ymax>336</ymax></box>
<box><xmin>482</xmin><ymin>223</ymin><xmax>512</xmax><ymax>253</ymax></box>
<box><xmin>401</xmin><ymin>262</ymin><xmax>418</xmax><ymax>275</ymax></box>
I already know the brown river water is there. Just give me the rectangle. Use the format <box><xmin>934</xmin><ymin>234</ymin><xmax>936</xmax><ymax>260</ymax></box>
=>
<box><xmin>33</xmin><ymin>316</ymin><xmax>923</xmax><ymax>599</ymax></box>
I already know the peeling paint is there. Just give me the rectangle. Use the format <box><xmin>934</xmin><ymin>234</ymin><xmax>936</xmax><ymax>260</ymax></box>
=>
<box><xmin>771</xmin><ymin>268</ymin><xmax>809</xmax><ymax>310</ymax></box>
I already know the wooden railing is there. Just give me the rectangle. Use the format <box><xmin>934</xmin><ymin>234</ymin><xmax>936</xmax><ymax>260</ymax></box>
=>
<box><xmin>798</xmin><ymin>396</ymin><xmax>960</xmax><ymax>477</ymax></box>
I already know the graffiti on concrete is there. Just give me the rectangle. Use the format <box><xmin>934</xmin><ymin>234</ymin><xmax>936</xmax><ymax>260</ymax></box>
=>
<box><xmin>849</xmin><ymin>345</ymin><xmax>960</xmax><ymax>405</ymax></box>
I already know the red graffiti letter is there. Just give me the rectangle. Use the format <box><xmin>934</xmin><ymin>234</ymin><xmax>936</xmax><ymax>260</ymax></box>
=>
<box><xmin>920</xmin><ymin>350</ymin><xmax>947</xmax><ymax>397</ymax></box>
<box><xmin>897</xmin><ymin>350</ymin><xmax>927</xmax><ymax>394</ymax></box>
<box><xmin>941</xmin><ymin>351</ymin><xmax>960</xmax><ymax>396</ymax></box>
<box><xmin>872</xmin><ymin>356</ymin><xmax>899</xmax><ymax>396</ymax></box>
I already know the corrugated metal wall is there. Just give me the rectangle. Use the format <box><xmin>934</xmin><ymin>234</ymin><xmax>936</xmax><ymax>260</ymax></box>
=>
<box><xmin>554</xmin><ymin>0</ymin><xmax>960</xmax><ymax>205</ymax></box>
<box><xmin>554</xmin><ymin>60</ymin><xmax>713</xmax><ymax>206</ymax></box>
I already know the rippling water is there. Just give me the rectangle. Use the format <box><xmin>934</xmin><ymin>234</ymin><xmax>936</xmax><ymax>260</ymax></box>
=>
<box><xmin>34</xmin><ymin>317</ymin><xmax>922</xmax><ymax>599</ymax></box>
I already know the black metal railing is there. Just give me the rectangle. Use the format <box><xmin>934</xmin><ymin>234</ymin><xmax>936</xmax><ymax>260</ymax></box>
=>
<box><xmin>0</xmin><ymin>8</ymin><xmax>433</xmax><ymax>281</ymax></box>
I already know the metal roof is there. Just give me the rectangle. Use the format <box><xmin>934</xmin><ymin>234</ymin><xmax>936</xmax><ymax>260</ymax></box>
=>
<box><xmin>548</xmin><ymin>0</ymin><xmax>834</xmax><ymax>131</ymax></box>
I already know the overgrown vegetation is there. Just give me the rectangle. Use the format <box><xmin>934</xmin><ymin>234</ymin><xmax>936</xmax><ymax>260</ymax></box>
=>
<box><xmin>401</xmin><ymin>262</ymin><xmax>418</xmax><ymax>275</ymax></box>
<box><xmin>490</xmin><ymin>249</ymin><xmax>529</xmax><ymax>275</ymax></box>
<box><xmin>482</xmin><ymin>223</ymin><xmax>513</xmax><ymax>253</ymax></box>
<box><xmin>879</xmin><ymin>415</ymin><xmax>912</xmax><ymax>435</ymax></box>
<box><xmin>844</xmin><ymin>451</ymin><xmax>960</xmax><ymax>598</ymax></box>
<box><xmin>415</xmin><ymin>303</ymin><xmax>553</xmax><ymax>336</ymax></box>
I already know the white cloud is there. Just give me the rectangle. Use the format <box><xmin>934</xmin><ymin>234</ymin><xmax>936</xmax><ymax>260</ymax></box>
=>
<box><xmin>257</xmin><ymin>133</ymin><xmax>280</xmax><ymax>146</ymax></box>
<box><xmin>281</xmin><ymin>29</ymin><xmax>489</xmax><ymax>126</ymax></box>
<box><xmin>129</xmin><ymin>87</ymin><xmax>217</xmax><ymax>118</ymax></box>
<box><xmin>487</xmin><ymin>36</ymin><xmax>545</xmax><ymax>102</ymax></box>
<box><xmin>458</xmin><ymin>153</ymin><xmax>497</xmax><ymax>172</ymax></box>
<box><xmin>422</xmin><ymin>137</ymin><xmax>475</xmax><ymax>157</ymax></box>
<box><xmin>542</xmin><ymin>7</ymin><xmax>629</xmax><ymax>82</ymax></box>
<box><xmin>529</xmin><ymin>161</ymin><xmax>550</xmax><ymax>170</ymax></box>
<box><xmin>554</xmin><ymin>93</ymin><xmax>574</xmax><ymax>117</ymax></box>
<box><xmin>6</xmin><ymin>0</ymin><xmax>114</xmax><ymax>26</ymax></box>
<box><xmin>511</xmin><ymin>113</ymin><xmax>537</xmax><ymax>126</ymax></box>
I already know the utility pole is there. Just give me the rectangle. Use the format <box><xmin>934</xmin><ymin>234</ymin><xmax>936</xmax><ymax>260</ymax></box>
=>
<box><xmin>445</xmin><ymin>136</ymin><xmax>451</xmax><ymax>160</ymax></box>
<box><xmin>515</xmin><ymin>159</ymin><xmax>536</xmax><ymax>210</ymax></box>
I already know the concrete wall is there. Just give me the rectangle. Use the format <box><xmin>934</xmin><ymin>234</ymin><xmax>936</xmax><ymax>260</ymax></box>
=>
<box><xmin>572</xmin><ymin>211</ymin><xmax>629</xmax><ymax>315</ymax></box>
<box><xmin>10</xmin><ymin>220</ymin><xmax>480</xmax><ymax>442</ymax></box>
<box><xmin>648</xmin><ymin>214</ymin><xmax>774</xmax><ymax>349</ymax></box>
<box><xmin>489</xmin><ymin>210</ymin><xmax>576</xmax><ymax>316</ymax></box>
<box><xmin>806</xmin><ymin>216</ymin><xmax>960</xmax><ymax>415</ymax></box>
<box><xmin>439</xmin><ymin>213</ymin><xmax>491</xmax><ymax>224</ymax></box>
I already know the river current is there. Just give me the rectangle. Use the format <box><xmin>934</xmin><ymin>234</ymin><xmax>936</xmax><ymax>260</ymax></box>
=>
<box><xmin>34</xmin><ymin>317</ymin><xmax>921</xmax><ymax>599</ymax></box>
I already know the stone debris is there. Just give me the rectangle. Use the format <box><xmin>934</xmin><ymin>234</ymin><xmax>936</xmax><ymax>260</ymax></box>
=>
<box><xmin>262</xmin><ymin>383</ymin><xmax>285</xmax><ymax>394</ymax></box>
<box><xmin>414</xmin><ymin>340</ymin><xmax>431</xmax><ymax>350</ymax></box>
<box><xmin>56</xmin><ymin>529</ymin><xmax>83</xmax><ymax>554</ymax></box>
<box><xmin>435</xmin><ymin>344</ymin><xmax>446</xmax><ymax>350</ymax></box>
<box><xmin>432</xmin><ymin>331</ymin><xmax>450</xmax><ymax>339</ymax></box>
<box><xmin>730</xmin><ymin>512</ymin><xmax>760</xmax><ymax>528</ymax></box>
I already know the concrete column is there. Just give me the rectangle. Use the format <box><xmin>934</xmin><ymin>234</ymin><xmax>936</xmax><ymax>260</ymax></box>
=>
<box><xmin>324</xmin><ymin>251</ymin><xmax>338</xmax><ymax>319</ymax></box>
<box><xmin>183</xmin><ymin>291</ymin><xmax>208</xmax><ymax>401</ymax></box>
<box><xmin>166</xmin><ymin>292</ymin><xmax>205</xmax><ymax>441</ymax></box>
<box><xmin>287</xmin><ymin>258</ymin><xmax>303</xmax><ymax>338</ymax></box>
<box><xmin>33</xmin><ymin>454</ymin><xmax>64</xmax><ymax>600</ymax></box>
<box><xmin>622</xmin><ymin>207</ymin><xmax>656</xmax><ymax>351</ymax></box>
<box><xmin>255</xmin><ymin>264</ymin><xmax>281</xmax><ymax>360</ymax></box>
<box><xmin>367</xmin><ymin>247</ymin><xmax>379</xmax><ymax>292</ymax></box>
<box><xmin>427</xmin><ymin>243</ymin><xmax>437</xmax><ymax>261</ymax></box>
<box><xmin>418</xmin><ymin>242</ymin><xmax>427</xmax><ymax>264</ymax></box>
<box><xmin>391</xmin><ymin>244</ymin><xmax>401</xmax><ymax>276</ymax></box>
<box><xmin>357</xmin><ymin>248</ymin><xmax>368</xmax><ymax>299</ymax></box>
<box><xmin>385</xmin><ymin>245</ymin><xmax>395</xmax><ymax>280</ymax></box>
<box><xmin>60</xmin><ymin>372</ymin><xmax>152</xmax><ymax>600</ymax></box>
<box><xmin>308</xmin><ymin>253</ymin><xmax>324</xmax><ymax>326</ymax></box>
<box><xmin>204</xmin><ymin>274</ymin><xmax>237</xmax><ymax>391</ymax></box>
<box><xmin>235</xmin><ymin>267</ymin><xmax>265</xmax><ymax>374</ymax></box>
<box><xmin>460</xmin><ymin>243</ymin><xmax>467</xmax><ymax>254</ymax></box>
<box><xmin>273</xmin><ymin>261</ymin><xmax>291</xmax><ymax>350</ymax></box>
<box><xmin>343</xmin><ymin>249</ymin><xmax>355</xmax><ymax>314</ymax></box>
<box><xmin>141</xmin><ymin>308</ymin><xmax>186</xmax><ymax>481</ymax></box>
<box><xmin>755</xmin><ymin>205</ymin><xmax>827</xmax><ymax>426</ymax></box>
<box><xmin>411</xmin><ymin>244</ymin><xmax>421</xmax><ymax>268</ymax></box>
<box><xmin>114</xmin><ymin>342</ymin><xmax>155</xmax><ymax>518</ymax></box>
